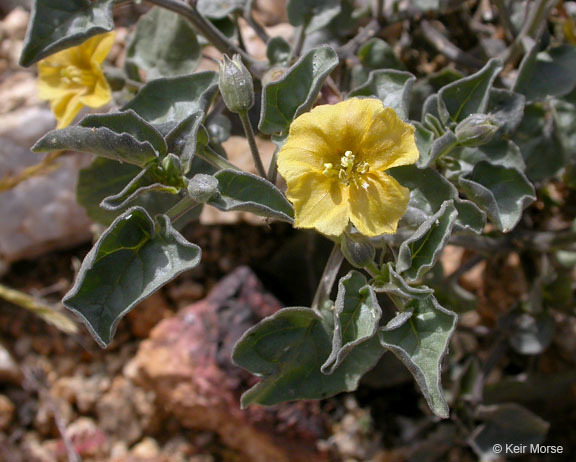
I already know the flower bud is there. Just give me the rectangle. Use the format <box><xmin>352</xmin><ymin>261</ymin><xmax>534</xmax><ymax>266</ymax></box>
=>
<box><xmin>187</xmin><ymin>174</ymin><xmax>219</xmax><ymax>203</ymax></box>
<box><xmin>218</xmin><ymin>54</ymin><xmax>254</xmax><ymax>114</ymax></box>
<box><xmin>161</xmin><ymin>154</ymin><xmax>184</xmax><ymax>187</ymax></box>
<box><xmin>340</xmin><ymin>234</ymin><xmax>376</xmax><ymax>269</ymax></box>
<box><xmin>455</xmin><ymin>114</ymin><xmax>499</xmax><ymax>147</ymax></box>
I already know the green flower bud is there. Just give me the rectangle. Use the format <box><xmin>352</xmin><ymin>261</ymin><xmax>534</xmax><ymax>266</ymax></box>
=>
<box><xmin>455</xmin><ymin>114</ymin><xmax>499</xmax><ymax>147</ymax></box>
<box><xmin>340</xmin><ymin>233</ymin><xmax>376</xmax><ymax>269</ymax></box>
<box><xmin>159</xmin><ymin>153</ymin><xmax>186</xmax><ymax>188</ymax></box>
<box><xmin>187</xmin><ymin>173</ymin><xmax>219</xmax><ymax>203</ymax></box>
<box><xmin>218</xmin><ymin>54</ymin><xmax>254</xmax><ymax>114</ymax></box>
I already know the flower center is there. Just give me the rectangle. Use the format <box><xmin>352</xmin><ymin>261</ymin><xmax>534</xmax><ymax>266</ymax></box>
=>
<box><xmin>60</xmin><ymin>65</ymin><xmax>95</xmax><ymax>87</ymax></box>
<box><xmin>322</xmin><ymin>150</ymin><xmax>371</xmax><ymax>189</ymax></box>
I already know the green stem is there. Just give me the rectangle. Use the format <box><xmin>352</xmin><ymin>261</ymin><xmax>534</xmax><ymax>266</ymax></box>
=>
<box><xmin>289</xmin><ymin>18</ymin><xmax>309</xmax><ymax>62</ymax></box>
<box><xmin>145</xmin><ymin>0</ymin><xmax>266</xmax><ymax>76</ymax></box>
<box><xmin>311</xmin><ymin>243</ymin><xmax>344</xmax><ymax>312</ymax></box>
<box><xmin>196</xmin><ymin>145</ymin><xmax>241</xmax><ymax>171</ymax></box>
<box><xmin>238</xmin><ymin>111</ymin><xmax>267</xmax><ymax>178</ymax></box>
<box><xmin>267</xmin><ymin>146</ymin><xmax>279</xmax><ymax>185</ymax></box>
<box><xmin>501</xmin><ymin>0</ymin><xmax>556</xmax><ymax>65</ymax></box>
<box><xmin>166</xmin><ymin>196</ymin><xmax>201</xmax><ymax>223</ymax></box>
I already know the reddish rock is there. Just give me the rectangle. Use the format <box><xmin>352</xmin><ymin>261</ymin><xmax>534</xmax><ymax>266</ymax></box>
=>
<box><xmin>131</xmin><ymin>266</ymin><xmax>327</xmax><ymax>462</ymax></box>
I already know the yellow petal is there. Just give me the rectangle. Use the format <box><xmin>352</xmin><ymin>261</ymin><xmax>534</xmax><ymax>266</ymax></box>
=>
<box><xmin>286</xmin><ymin>172</ymin><xmax>350</xmax><ymax>237</ymax></box>
<box><xmin>52</xmin><ymin>93</ymin><xmax>83</xmax><ymax>128</ymax></box>
<box><xmin>349</xmin><ymin>171</ymin><xmax>409</xmax><ymax>236</ymax></box>
<box><xmin>79</xmin><ymin>67</ymin><xmax>111</xmax><ymax>108</ymax></box>
<box><xmin>87</xmin><ymin>31</ymin><xmax>116</xmax><ymax>65</ymax></box>
<box><xmin>359</xmin><ymin>105</ymin><xmax>419</xmax><ymax>171</ymax></box>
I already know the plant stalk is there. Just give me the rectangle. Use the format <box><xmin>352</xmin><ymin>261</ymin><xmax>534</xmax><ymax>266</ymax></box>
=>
<box><xmin>238</xmin><ymin>111</ymin><xmax>267</xmax><ymax>178</ymax></box>
<box><xmin>311</xmin><ymin>243</ymin><xmax>344</xmax><ymax>312</ymax></box>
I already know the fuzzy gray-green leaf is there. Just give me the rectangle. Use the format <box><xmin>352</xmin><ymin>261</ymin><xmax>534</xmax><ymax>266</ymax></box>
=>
<box><xmin>233</xmin><ymin>307</ymin><xmax>383</xmax><ymax>407</ymax></box>
<box><xmin>379</xmin><ymin>295</ymin><xmax>457</xmax><ymax>418</ymax></box>
<box><xmin>396</xmin><ymin>200</ymin><xmax>458</xmax><ymax>282</ymax></box>
<box><xmin>20</xmin><ymin>0</ymin><xmax>114</xmax><ymax>67</ymax></box>
<box><xmin>322</xmin><ymin>271</ymin><xmax>382</xmax><ymax>374</ymax></box>
<box><xmin>259</xmin><ymin>46</ymin><xmax>338</xmax><ymax>135</ymax></box>
<box><xmin>349</xmin><ymin>70</ymin><xmax>415</xmax><ymax>120</ymax></box>
<box><xmin>63</xmin><ymin>208</ymin><xmax>201</xmax><ymax>347</ymax></box>
<box><xmin>125</xmin><ymin>8</ymin><xmax>200</xmax><ymax>81</ymax></box>
<box><xmin>459</xmin><ymin>161</ymin><xmax>535</xmax><ymax>232</ymax></box>
<box><xmin>208</xmin><ymin>169</ymin><xmax>294</xmax><ymax>222</ymax></box>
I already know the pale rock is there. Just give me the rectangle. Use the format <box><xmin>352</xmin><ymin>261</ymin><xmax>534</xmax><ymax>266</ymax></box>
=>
<box><xmin>52</xmin><ymin>374</ymin><xmax>111</xmax><ymax>414</ymax></box>
<box><xmin>0</xmin><ymin>343</ymin><xmax>21</xmax><ymax>384</ymax></box>
<box><xmin>0</xmin><ymin>7</ymin><xmax>28</xmax><ymax>40</ymax></box>
<box><xmin>0</xmin><ymin>394</ymin><xmax>15</xmax><ymax>430</ymax></box>
<box><xmin>65</xmin><ymin>417</ymin><xmax>108</xmax><ymax>458</ymax></box>
<box><xmin>131</xmin><ymin>437</ymin><xmax>160</xmax><ymax>459</ymax></box>
<box><xmin>0</xmin><ymin>84</ymin><xmax>93</xmax><ymax>263</ymax></box>
<box><xmin>95</xmin><ymin>376</ymin><xmax>158</xmax><ymax>446</ymax></box>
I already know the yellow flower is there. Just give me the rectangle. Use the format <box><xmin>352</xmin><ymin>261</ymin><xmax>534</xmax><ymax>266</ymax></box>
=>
<box><xmin>37</xmin><ymin>32</ymin><xmax>115</xmax><ymax>128</ymax></box>
<box><xmin>277</xmin><ymin>98</ymin><xmax>418</xmax><ymax>237</ymax></box>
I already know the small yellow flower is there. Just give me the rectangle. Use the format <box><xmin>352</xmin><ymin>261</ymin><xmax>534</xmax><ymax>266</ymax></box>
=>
<box><xmin>37</xmin><ymin>32</ymin><xmax>115</xmax><ymax>128</ymax></box>
<box><xmin>277</xmin><ymin>98</ymin><xmax>418</xmax><ymax>237</ymax></box>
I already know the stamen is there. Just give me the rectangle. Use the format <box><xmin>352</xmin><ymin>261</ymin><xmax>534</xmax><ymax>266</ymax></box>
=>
<box><xmin>324</xmin><ymin>150</ymin><xmax>371</xmax><ymax>188</ymax></box>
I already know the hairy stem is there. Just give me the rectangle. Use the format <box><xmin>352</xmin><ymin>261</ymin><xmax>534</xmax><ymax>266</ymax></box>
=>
<box><xmin>145</xmin><ymin>0</ymin><xmax>267</xmax><ymax>76</ymax></box>
<box><xmin>312</xmin><ymin>243</ymin><xmax>344</xmax><ymax>312</ymax></box>
<box><xmin>500</xmin><ymin>0</ymin><xmax>556</xmax><ymax>65</ymax></box>
<box><xmin>238</xmin><ymin>111</ymin><xmax>267</xmax><ymax>178</ymax></box>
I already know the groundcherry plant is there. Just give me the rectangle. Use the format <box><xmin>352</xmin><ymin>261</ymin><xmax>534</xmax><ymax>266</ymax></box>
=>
<box><xmin>20</xmin><ymin>0</ymin><xmax>576</xmax><ymax>439</ymax></box>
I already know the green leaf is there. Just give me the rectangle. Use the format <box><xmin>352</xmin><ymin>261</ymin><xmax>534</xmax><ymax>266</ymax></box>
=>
<box><xmin>514</xmin><ymin>45</ymin><xmax>576</xmax><ymax>102</ymax></box>
<box><xmin>32</xmin><ymin>111</ymin><xmax>163</xmax><ymax>167</ymax></box>
<box><xmin>63</xmin><ymin>207</ymin><xmax>201</xmax><ymax>347</ymax></box>
<box><xmin>513</xmin><ymin>103</ymin><xmax>565</xmax><ymax>181</ymax></box>
<box><xmin>100</xmin><ymin>164</ymin><xmax>179</xmax><ymax>211</ymax></box>
<box><xmin>455</xmin><ymin>139</ymin><xmax>526</xmax><ymax>173</ymax></box>
<box><xmin>322</xmin><ymin>271</ymin><xmax>382</xmax><ymax>374</ymax></box>
<box><xmin>374</xmin><ymin>263</ymin><xmax>434</xmax><ymax>300</ymax></box>
<box><xmin>414</xmin><ymin>123</ymin><xmax>436</xmax><ymax>168</ymax></box>
<box><xmin>487</xmin><ymin>88</ymin><xmax>525</xmax><ymax>135</ymax></box>
<box><xmin>77</xmin><ymin>158</ymin><xmax>199</xmax><ymax>227</ymax></box>
<box><xmin>396</xmin><ymin>200</ymin><xmax>458</xmax><ymax>282</ymax></box>
<box><xmin>469</xmin><ymin>404</ymin><xmax>549</xmax><ymax>460</ymax></box>
<box><xmin>425</xmin><ymin>131</ymin><xmax>458</xmax><ymax>167</ymax></box>
<box><xmin>197</xmin><ymin>0</ymin><xmax>247</xmax><ymax>18</ymax></box>
<box><xmin>438</xmin><ymin>59</ymin><xmax>503</xmax><ymax>124</ymax></box>
<box><xmin>390</xmin><ymin>166</ymin><xmax>456</xmax><ymax>227</ymax></box>
<box><xmin>208</xmin><ymin>169</ymin><xmax>294</xmax><ymax>222</ymax></box>
<box><xmin>349</xmin><ymin>70</ymin><xmax>416</xmax><ymax>120</ymax></box>
<box><xmin>286</xmin><ymin>0</ymin><xmax>341</xmax><ymax>29</ymax></box>
<box><xmin>351</xmin><ymin>38</ymin><xmax>404</xmax><ymax>88</ymax></box>
<box><xmin>233</xmin><ymin>307</ymin><xmax>384</xmax><ymax>406</ymax></box>
<box><xmin>390</xmin><ymin>165</ymin><xmax>486</xmax><ymax>233</ymax></box>
<box><xmin>379</xmin><ymin>295</ymin><xmax>457</xmax><ymax>418</ymax></box>
<box><xmin>122</xmin><ymin>72</ymin><xmax>218</xmax><ymax>133</ymax></box>
<box><xmin>553</xmin><ymin>90</ymin><xmax>576</xmax><ymax>161</ymax></box>
<box><xmin>422</xmin><ymin>94</ymin><xmax>444</xmax><ymax>122</ymax></box>
<box><xmin>165</xmin><ymin>112</ymin><xmax>206</xmax><ymax>174</ymax></box>
<box><xmin>125</xmin><ymin>7</ymin><xmax>200</xmax><ymax>81</ymax></box>
<box><xmin>459</xmin><ymin>161</ymin><xmax>535</xmax><ymax>232</ymax></box>
<box><xmin>453</xmin><ymin>200</ymin><xmax>486</xmax><ymax>234</ymax></box>
<box><xmin>509</xmin><ymin>312</ymin><xmax>555</xmax><ymax>355</ymax></box>
<box><xmin>20</xmin><ymin>0</ymin><xmax>114</xmax><ymax>67</ymax></box>
<box><xmin>80</xmin><ymin>110</ymin><xmax>168</xmax><ymax>156</ymax></box>
<box><xmin>77</xmin><ymin>158</ymin><xmax>141</xmax><ymax>226</ymax></box>
<box><xmin>266</xmin><ymin>36</ymin><xmax>291</xmax><ymax>65</ymax></box>
<box><xmin>259</xmin><ymin>46</ymin><xmax>338</xmax><ymax>135</ymax></box>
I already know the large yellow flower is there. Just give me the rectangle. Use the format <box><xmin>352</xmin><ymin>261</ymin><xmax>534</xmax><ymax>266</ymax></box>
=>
<box><xmin>37</xmin><ymin>32</ymin><xmax>115</xmax><ymax>128</ymax></box>
<box><xmin>277</xmin><ymin>98</ymin><xmax>418</xmax><ymax>237</ymax></box>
